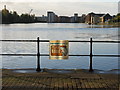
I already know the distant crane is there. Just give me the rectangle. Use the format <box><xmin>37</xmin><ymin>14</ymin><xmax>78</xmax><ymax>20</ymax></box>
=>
<box><xmin>29</xmin><ymin>9</ymin><xmax>33</xmax><ymax>15</ymax></box>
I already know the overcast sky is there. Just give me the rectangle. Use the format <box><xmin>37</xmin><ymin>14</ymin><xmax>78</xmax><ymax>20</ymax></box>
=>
<box><xmin>0</xmin><ymin>0</ymin><xmax>119</xmax><ymax>2</ymax></box>
<box><xmin>0</xmin><ymin>1</ymin><xmax>119</xmax><ymax>16</ymax></box>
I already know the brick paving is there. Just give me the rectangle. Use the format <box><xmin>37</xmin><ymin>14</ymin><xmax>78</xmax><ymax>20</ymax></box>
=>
<box><xmin>1</xmin><ymin>69</ymin><xmax>119</xmax><ymax>90</ymax></box>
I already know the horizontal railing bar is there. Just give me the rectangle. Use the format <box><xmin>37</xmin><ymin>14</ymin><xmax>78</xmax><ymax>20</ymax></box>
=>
<box><xmin>0</xmin><ymin>54</ymin><xmax>36</xmax><ymax>56</ymax></box>
<box><xmin>93</xmin><ymin>55</ymin><xmax>120</xmax><ymax>57</ymax></box>
<box><xmin>0</xmin><ymin>54</ymin><xmax>120</xmax><ymax>57</ymax></box>
<box><xmin>0</xmin><ymin>40</ymin><xmax>90</xmax><ymax>42</ymax></box>
<box><xmin>0</xmin><ymin>40</ymin><xmax>120</xmax><ymax>43</ymax></box>
<box><xmin>69</xmin><ymin>41</ymin><xmax>90</xmax><ymax>42</ymax></box>
<box><xmin>0</xmin><ymin>54</ymin><xmax>89</xmax><ymax>56</ymax></box>
<box><xmin>40</xmin><ymin>54</ymin><xmax>90</xmax><ymax>56</ymax></box>
<box><xmin>93</xmin><ymin>41</ymin><xmax>120</xmax><ymax>43</ymax></box>
<box><xmin>0</xmin><ymin>40</ymin><xmax>37</xmax><ymax>42</ymax></box>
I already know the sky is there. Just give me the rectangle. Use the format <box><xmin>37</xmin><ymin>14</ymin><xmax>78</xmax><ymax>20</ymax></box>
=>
<box><xmin>0</xmin><ymin>0</ymin><xmax>119</xmax><ymax>2</ymax></box>
<box><xmin>0</xmin><ymin>1</ymin><xmax>119</xmax><ymax>16</ymax></box>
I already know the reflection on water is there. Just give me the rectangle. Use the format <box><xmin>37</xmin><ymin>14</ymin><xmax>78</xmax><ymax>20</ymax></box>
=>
<box><xmin>1</xmin><ymin>23</ymin><xmax>118</xmax><ymax>70</ymax></box>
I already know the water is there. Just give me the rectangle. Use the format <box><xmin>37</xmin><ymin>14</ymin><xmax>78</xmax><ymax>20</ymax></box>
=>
<box><xmin>1</xmin><ymin>23</ymin><xmax>119</xmax><ymax>70</ymax></box>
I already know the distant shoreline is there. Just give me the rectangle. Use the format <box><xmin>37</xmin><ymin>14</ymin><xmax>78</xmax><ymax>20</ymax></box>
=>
<box><xmin>97</xmin><ymin>22</ymin><xmax>120</xmax><ymax>28</ymax></box>
<box><xmin>1</xmin><ymin>22</ymin><xmax>120</xmax><ymax>28</ymax></box>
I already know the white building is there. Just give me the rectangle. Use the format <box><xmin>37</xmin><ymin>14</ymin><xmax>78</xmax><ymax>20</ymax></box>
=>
<box><xmin>74</xmin><ymin>13</ymin><xmax>78</xmax><ymax>23</ymax></box>
<box><xmin>70</xmin><ymin>13</ymin><xmax>79</xmax><ymax>23</ymax></box>
<box><xmin>47</xmin><ymin>11</ymin><xmax>58</xmax><ymax>23</ymax></box>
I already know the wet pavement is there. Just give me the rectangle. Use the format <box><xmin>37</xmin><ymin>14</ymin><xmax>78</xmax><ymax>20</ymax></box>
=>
<box><xmin>2</xmin><ymin>69</ymin><xmax>119</xmax><ymax>90</ymax></box>
<box><xmin>13</xmin><ymin>68</ymin><xmax>120</xmax><ymax>74</ymax></box>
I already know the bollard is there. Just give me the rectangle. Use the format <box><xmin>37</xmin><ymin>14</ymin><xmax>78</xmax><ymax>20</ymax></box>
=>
<box><xmin>89</xmin><ymin>38</ymin><xmax>93</xmax><ymax>72</ymax></box>
<box><xmin>36</xmin><ymin>37</ymin><xmax>41</xmax><ymax>72</ymax></box>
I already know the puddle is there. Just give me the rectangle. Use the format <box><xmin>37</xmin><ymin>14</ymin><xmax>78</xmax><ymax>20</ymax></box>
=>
<box><xmin>13</xmin><ymin>69</ymin><xmax>38</xmax><ymax>73</ymax></box>
<box><xmin>13</xmin><ymin>69</ymin><xmax>74</xmax><ymax>74</ymax></box>
<box><xmin>93</xmin><ymin>69</ymin><xmax>120</xmax><ymax>74</ymax></box>
<box><xmin>45</xmin><ymin>70</ymin><xmax>74</xmax><ymax>74</ymax></box>
<box><xmin>12</xmin><ymin>69</ymin><xmax>120</xmax><ymax>74</ymax></box>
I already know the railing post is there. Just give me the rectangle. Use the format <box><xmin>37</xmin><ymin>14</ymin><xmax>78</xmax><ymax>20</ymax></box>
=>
<box><xmin>36</xmin><ymin>37</ymin><xmax>41</xmax><ymax>72</ymax></box>
<box><xmin>89</xmin><ymin>38</ymin><xmax>93</xmax><ymax>72</ymax></box>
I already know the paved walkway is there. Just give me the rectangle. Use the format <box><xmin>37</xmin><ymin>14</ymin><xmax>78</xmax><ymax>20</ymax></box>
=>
<box><xmin>1</xmin><ymin>69</ymin><xmax>119</xmax><ymax>90</ymax></box>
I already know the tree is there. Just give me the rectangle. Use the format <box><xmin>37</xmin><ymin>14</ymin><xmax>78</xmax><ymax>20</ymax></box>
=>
<box><xmin>2</xmin><ymin>8</ymin><xmax>10</xmax><ymax>23</ymax></box>
<box><xmin>109</xmin><ymin>13</ymin><xmax>120</xmax><ymax>23</ymax></box>
<box><xmin>12</xmin><ymin>11</ymin><xmax>19</xmax><ymax>23</ymax></box>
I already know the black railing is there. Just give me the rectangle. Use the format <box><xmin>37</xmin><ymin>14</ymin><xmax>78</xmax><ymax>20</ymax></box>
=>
<box><xmin>0</xmin><ymin>37</ymin><xmax>120</xmax><ymax>72</ymax></box>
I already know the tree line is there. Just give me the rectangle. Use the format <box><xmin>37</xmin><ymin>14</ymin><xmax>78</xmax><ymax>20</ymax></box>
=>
<box><xmin>109</xmin><ymin>13</ymin><xmax>120</xmax><ymax>23</ymax></box>
<box><xmin>0</xmin><ymin>8</ymin><xmax>36</xmax><ymax>24</ymax></box>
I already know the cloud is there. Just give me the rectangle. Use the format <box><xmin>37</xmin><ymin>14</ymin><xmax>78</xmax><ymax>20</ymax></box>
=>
<box><xmin>0</xmin><ymin>2</ymin><xmax>118</xmax><ymax>16</ymax></box>
<box><xmin>0</xmin><ymin>0</ymin><xmax>119</xmax><ymax>2</ymax></box>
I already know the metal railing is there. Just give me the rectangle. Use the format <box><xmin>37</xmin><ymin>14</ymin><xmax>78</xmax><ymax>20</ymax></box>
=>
<box><xmin>0</xmin><ymin>37</ymin><xmax>120</xmax><ymax>72</ymax></box>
